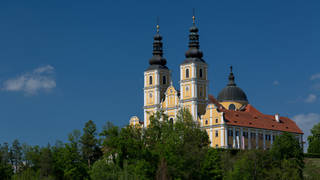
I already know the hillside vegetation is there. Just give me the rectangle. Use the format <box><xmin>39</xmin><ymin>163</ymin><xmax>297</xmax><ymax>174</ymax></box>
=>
<box><xmin>0</xmin><ymin>110</ymin><xmax>319</xmax><ymax>180</ymax></box>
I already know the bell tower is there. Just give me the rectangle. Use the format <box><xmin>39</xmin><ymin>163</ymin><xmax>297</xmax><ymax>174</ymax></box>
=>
<box><xmin>180</xmin><ymin>14</ymin><xmax>209</xmax><ymax>121</ymax></box>
<box><xmin>144</xmin><ymin>24</ymin><xmax>171</xmax><ymax>127</ymax></box>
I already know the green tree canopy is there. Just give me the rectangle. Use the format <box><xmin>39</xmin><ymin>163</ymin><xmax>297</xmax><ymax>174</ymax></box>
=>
<box><xmin>308</xmin><ymin>122</ymin><xmax>320</xmax><ymax>154</ymax></box>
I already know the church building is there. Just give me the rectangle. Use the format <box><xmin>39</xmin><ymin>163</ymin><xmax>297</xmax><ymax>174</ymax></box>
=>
<box><xmin>129</xmin><ymin>16</ymin><xmax>303</xmax><ymax>150</ymax></box>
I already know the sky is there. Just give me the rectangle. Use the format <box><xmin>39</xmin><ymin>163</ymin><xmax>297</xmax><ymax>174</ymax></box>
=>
<box><xmin>0</xmin><ymin>0</ymin><xmax>319</xmax><ymax>150</ymax></box>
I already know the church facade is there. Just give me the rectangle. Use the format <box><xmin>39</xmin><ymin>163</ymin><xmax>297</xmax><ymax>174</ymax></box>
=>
<box><xmin>129</xmin><ymin>17</ymin><xmax>303</xmax><ymax>150</ymax></box>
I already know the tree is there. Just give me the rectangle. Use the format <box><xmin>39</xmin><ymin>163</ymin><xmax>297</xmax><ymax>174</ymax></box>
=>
<box><xmin>225</xmin><ymin>150</ymin><xmax>272</xmax><ymax>180</ymax></box>
<box><xmin>144</xmin><ymin>109</ymin><xmax>210</xmax><ymax>179</ymax></box>
<box><xmin>308</xmin><ymin>122</ymin><xmax>320</xmax><ymax>154</ymax></box>
<box><xmin>10</xmin><ymin>139</ymin><xmax>23</xmax><ymax>173</ymax></box>
<box><xmin>52</xmin><ymin>130</ymin><xmax>88</xmax><ymax>180</ymax></box>
<box><xmin>80</xmin><ymin>120</ymin><xmax>102</xmax><ymax>168</ymax></box>
<box><xmin>100</xmin><ymin>121</ymin><xmax>120</xmax><ymax>159</ymax></box>
<box><xmin>92</xmin><ymin>109</ymin><xmax>210</xmax><ymax>179</ymax></box>
<box><xmin>0</xmin><ymin>143</ymin><xmax>13</xmax><ymax>180</ymax></box>
<box><xmin>200</xmin><ymin>148</ymin><xmax>223</xmax><ymax>180</ymax></box>
<box><xmin>39</xmin><ymin>144</ymin><xmax>54</xmax><ymax>178</ymax></box>
<box><xmin>270</xmin><ymin>132</ymin><xmax>304</xmax><ymax>179</ymax></box>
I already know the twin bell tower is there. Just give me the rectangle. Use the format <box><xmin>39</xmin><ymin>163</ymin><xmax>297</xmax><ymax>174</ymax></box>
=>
<box><xmin>140</xmin><ymin>14</ymin><xmax>209</xmax><ymax>127</ymax></box>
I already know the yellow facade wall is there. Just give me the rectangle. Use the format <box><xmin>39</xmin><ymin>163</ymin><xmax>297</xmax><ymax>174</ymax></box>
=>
<box><xmin>220</xmin><ymin>101</ymin><xmax>246</xmax><ymax>110</ymax></box>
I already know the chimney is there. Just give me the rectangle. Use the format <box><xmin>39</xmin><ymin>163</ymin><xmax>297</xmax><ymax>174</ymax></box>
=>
<box><xmin>275</xmin><ymin>113</ymin><xmax>280</xmax><ymax>123</ymax></box>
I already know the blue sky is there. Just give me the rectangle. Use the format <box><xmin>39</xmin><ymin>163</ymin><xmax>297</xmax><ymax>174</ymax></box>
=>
<box><xmin>0</xmin><ymin>0</ymin><xmax>319</xmax><ymax>149</ymax></box>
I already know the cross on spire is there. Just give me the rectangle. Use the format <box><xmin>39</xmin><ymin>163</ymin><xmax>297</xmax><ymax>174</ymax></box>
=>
<box><xmin>192</xmin><ymin>8</ymin><xmax>196</xmax><ymax>25</ymax></box>
<box><xmin>156</xmin><ymin>17</ymin><xmax>160</xmax><ymax>33</ymax></box>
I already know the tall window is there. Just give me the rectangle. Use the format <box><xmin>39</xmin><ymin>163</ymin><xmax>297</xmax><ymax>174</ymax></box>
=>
<box><xmin>186</xmin><ymin>68</ymin><xmax>190</xmax><ymax>78</ymax></box>
<box><xmin>215</xmin><ymin>130</ymin><xmax>219</xmax><ymax>137</ymax></box>
<box><xmin>149</xmin><ymin>76</ymin><xmax>153</xmax><ymax>85</ymax></box>
<box><xmin>199</xmin><ymin>68</ymin><xmax>203</xmax><ymax>78</ymax></box>
<box><xmin>163</xmin><ymin>76</ymin><xmax>166</xmax><ymax>85</ymax></box>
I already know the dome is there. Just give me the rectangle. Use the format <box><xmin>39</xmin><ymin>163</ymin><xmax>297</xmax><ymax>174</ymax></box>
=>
<box><xmin>217</xmin><ymin>66</ymin><xmax>248</xmax><ymax>103</ymax></box>
<box><xmin>147</xmin><ymin>29</ymin><xmax>168</xmax><ymax>70</ymax></box>
<box><xmin>217</xmin><ymin>86</ymin><xmax>248</xmax><ymax>103</ymax></box>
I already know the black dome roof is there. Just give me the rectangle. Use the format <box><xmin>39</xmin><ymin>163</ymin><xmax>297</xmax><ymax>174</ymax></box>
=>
<box><xmin>146</xmin><ymin>25</ymin><xmax>168</xmax><ymax>71</ymax></box>
<box><xmin>217</xmin><ymin>67</ymin><xmax>248</xmax><ymax>103</ymax></box>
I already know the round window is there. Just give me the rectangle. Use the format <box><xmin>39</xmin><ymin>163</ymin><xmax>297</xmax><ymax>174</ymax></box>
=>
<box><xmin>229</xmin><ymin>104</ymin><xmax>236</xmax><ymax>110</ymax></box>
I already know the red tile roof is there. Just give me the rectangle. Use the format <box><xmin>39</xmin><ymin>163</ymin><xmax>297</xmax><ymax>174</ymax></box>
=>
<box><xmin>208</xmin><ymin>95</ymin><xmax>303</xmax><ymax>134</ymax></box>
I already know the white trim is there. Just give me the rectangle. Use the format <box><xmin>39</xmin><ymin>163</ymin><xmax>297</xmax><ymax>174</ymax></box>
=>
<box><xmin>224</xmin><ymin>125</ymin><xmax>228</xmax><ymax>148</ymax></box>
<box><xmin>144</xmin><ymin>110</ymin><xmax>147</xmax><ymax>127</ymax></box>
<box><xmin>192</xmin><ymin>63</ymin><xmax>196</xmax><ymax>78</ymax></box>
<box><xmin>220</xmin><ymin>127</ymin><xmax>224</xmax><ymax>147</ymax></box>
<box><xmin>240</xmin><ymin>127</ymin><xmax>243</xmax><ymax>149</ymax></box>
<box><xmin>255</xmin><ymin>130</ymin><xmax>258</xmax><ymax>149</ymax></box>
<box><xmin>263</xmin><ymin>130</ymin><xmax>266</xmax><ymax>150</ymax></box>
<box><xmin>248</xmin><ymin>128</ymin><xmax>251</xmax><ymax>149</ymax></box>
<box><xmin>233</xmin><ymin>127</ymin><xmax>236</xmax><ymax>148</ymax></box>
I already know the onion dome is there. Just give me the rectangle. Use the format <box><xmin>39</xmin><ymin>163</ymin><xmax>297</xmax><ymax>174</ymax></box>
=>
<box><xmin>147</xmin><ymin>24</ymin><xmax>168</xmax><ymax>70</ymax></box>
<box><xmin>181</xmin><ymin>15</ymin><xmax>206</xmax><ymax>65</ymax></box>
<box><xmin>217</xmin><ymin>66</ymin><xmax>249</xmax><ymax>103</ymax></box>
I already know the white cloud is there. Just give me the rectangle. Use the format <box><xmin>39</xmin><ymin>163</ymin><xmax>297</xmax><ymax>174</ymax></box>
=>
<box><xmin>310</xmin><ymin>73</ymin><xmax>320</xmax><ymax>80</ymax></box>
<box><xmin>305</xmin><ymin>94</ymin><xmax>317</xmax><ymax>103</ymax></box>
<box><xmin>273</xmin><ymin>80</ymin><xmax>279</xmax><ymax>86</ymax></box>
<box><xmin>2</xmin><ymin>65</ymin><xmax>56</xmax><ymax>95</ymax></box>
<box><xmin>292</xmin><ymin>113</ymin><xmax>320</xmax><ymax>151</ymax></box>
<box><xmin>33</xmin><ymin>65</ymin><xmax>54</xmax><ymax>74</ymax></box>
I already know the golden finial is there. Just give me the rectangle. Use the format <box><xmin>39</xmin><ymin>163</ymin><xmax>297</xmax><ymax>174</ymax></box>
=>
<box><xmin>192</xmin><ymin>8</ymin><xmax>196</xmax><ymax>25</ymax></box>
<box><xmin>156</xmin><ymin>17</ymin><xmax>160</xmax><ymax>33</ymax></box>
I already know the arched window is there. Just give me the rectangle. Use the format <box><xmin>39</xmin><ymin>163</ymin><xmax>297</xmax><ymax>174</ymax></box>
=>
<box><xmin>186</xmin><ymin>86</ymin><xmax>189</xmax><ymax>91</ymax></box>
<box><xmin>199</xmin><ymin>68</ymin><xmax>203</xmax><ymax>78</ymax></box>
<box><xmin>205</xmin><ymin>120</ymin><xmax>208</xmax><ymax>125</ymax></box>
<box><xmin>163</xmin><ymin>76</ymin><xmax>166</xmax><ymax>85</ymax></box>
<box><xmin>229</xmin><ymin>104</ymin><xmax>236</xmax><ymax>111</ymax></box>
<box><xmin>149</xmin><ymin>76</ymin><xmax>153</xmax><ymax>85</ymax></box>
<box><xmin>169</xmin><ymin>118</ymin><xmax>174</xmax><ymax>124</ymax></box>
<box><xmin>186</xmin><ymin>68</ymin><xmax>190</xmax><ymax>78</ymax></box>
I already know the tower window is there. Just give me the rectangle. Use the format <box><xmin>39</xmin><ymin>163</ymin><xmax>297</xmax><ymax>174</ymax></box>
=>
<box><xmin>215</xmin><ymin>119</ymin><xmax>218</xmax><ymax>123</ymax></box>
<box><xmin>215</xmin><ymin>130</ymin><xmax>219</xmax><ymax>137</ymax></box>
<box><xmin>229</xmin><ymin>104</ymin><xmax>236</xmax><ymax>111</ymax></box>
<box><xmin>205</xmin><ymin>120</ymin><xmax>208</xmax><ymax>125</ymax></box>
<box><xmin>200</xmin><ymin>68</ymin><xmax>203</xmax><ymax>78</ymax></box>
<box><xmin>149</xmin><ymin>93</ymin><xmax>152</xmax><ymax>98</ymax></box>
<box><xmin>163</xmin><ymin>76</ymin><xmax>166</xmax><ymax>85</ymax></box>
<box><xmin>149</xmin><ymin>76</ymin><xmax>153</xmax><ymax>85</ymax></box>
<box><xmin>186</xmin><ymin>68</ymin><xmax>190</xmax><ymax>78</ymax></box>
